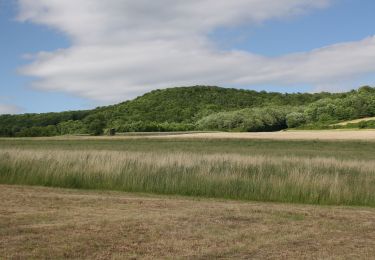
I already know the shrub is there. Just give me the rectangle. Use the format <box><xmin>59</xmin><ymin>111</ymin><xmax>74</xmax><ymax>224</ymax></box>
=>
<box><xmin>286</xmin><ymin>112</ymin><xmax>307</xmax><ymax>128</ymax></box>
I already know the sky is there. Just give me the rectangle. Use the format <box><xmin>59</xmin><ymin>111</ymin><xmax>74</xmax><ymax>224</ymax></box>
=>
<box><xmin>1</xmin><ymin>0</ymin><xmax>375</xmax><ymax>114</ymax></box>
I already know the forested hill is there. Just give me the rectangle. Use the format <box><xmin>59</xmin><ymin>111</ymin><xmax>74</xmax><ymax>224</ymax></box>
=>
<box><xmin>101</xmin><ymin>86</ymin><xmax>336</xmax><ymax>123</ymax></box>
<box><xmin>1</xmin><ymin>85</ymin><xmax>375</xmax><ymax>136</ymax></box>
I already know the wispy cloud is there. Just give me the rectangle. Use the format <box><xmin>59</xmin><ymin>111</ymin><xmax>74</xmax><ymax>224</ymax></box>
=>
<box><xmin>0</xmin><ymin>103</ymin><xmax>23</xmax><ymax>114</ymax></box>
<box><xmin>16</xmin><ymin>0</ymin><xmax>375</xmax><ymax>102</ymax></box>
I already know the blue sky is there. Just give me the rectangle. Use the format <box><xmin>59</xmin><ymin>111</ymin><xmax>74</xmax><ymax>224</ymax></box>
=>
<box><xmin>211</xmin><ymin>0</ymin><xmax>375</xmax><ymax>56</ymax></box>
<box><xmin>1</xmin><ymin>0</ymin><xmax>375</xmax><ymax>114</ymax></box>
<box><xmin>0</xmin><ymin>1</ymin><xmax>90</xmax><ymax>113</ymax></box>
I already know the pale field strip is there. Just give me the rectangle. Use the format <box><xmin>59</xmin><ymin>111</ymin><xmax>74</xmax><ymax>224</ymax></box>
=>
<box><xmin>160</xmin><ymin>130</ymin><xmax>375</xmax><ymax>140</ymax></box>
<box><xmin>1</xmin><ymin>130</ymin><xmax>375</xmax><ymax>141</ymax></box>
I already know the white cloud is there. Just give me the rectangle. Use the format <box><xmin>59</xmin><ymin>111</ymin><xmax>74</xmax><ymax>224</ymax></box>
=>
<box><xmin>0</xmin><ymin>104</ymin><xmax>23</xmax><ymax>115</ymax></box>
<box><xmin>17</xmin><ymin>0</ymin><xmax>375</xmax><ymax>102</ymax></box>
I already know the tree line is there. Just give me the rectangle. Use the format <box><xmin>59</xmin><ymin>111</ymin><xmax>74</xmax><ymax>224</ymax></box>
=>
<box><xmin>0</xmin><ymin>85</ymin><xmax>374</xmax><ymax>136</ymax></box>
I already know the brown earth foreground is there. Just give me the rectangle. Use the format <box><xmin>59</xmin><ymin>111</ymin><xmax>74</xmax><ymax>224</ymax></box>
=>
<box><xmin>1</xmin><ymin>185</ymin><xmax>375</xmax><ymax>259</ymax></box>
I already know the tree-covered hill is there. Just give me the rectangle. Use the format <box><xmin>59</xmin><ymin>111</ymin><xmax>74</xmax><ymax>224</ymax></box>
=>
<box><xmin>1</xmin><ymin>85</ymin><xmax>374</xmax><ymax>136</ymax></box>
<box><xmin>102</xmin><ymin>86</ymin><xmax>338</xmax><ymax>123</ymax></box>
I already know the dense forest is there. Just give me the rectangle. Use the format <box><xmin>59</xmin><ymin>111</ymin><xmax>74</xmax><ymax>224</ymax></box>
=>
<box><xmin>1</xmin><ymin>85</ymin><xmax>375</xmax><ymax>137</ymax></box>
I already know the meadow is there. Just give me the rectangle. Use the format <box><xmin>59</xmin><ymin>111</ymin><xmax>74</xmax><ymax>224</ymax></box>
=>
<box><xmin>1</xmin><ymin>135</ymin><xmax>375</xmax><ymax>206</ymax></box>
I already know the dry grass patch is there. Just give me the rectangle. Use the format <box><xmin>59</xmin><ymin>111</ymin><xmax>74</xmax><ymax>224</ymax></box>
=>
<box><xmin>1</xmin><ymin>129</ymin><xmax>375</xmax><ymax>141</ymax></box>
<box><xmin>332</xmin><ymin>117</ymin><xmax>375</xmax><ymax>126</ymax></box>
<box><xmin>157</xmin><ymin>130</ymin><xmax>375</xmax><ymax>141</ymax></box>
<box><xmin>1</xmin><ymin>185</ymin><xmax>375</xmax><ymax>259</ymax></box>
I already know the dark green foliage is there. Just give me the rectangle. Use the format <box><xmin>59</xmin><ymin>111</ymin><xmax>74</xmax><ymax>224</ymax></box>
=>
<box><xmin>87</xmin><ymin>120</ymin><xmax>105</xmax><ymax>135</ymax></box>
<box><xmin>358</xmin><ymin>120</ymin><xmax>375</xmax><ymax>129</ymax></box>
<box><xmin>0</xmin><ymin>110</ymin><xmax>89</xmax><ymax>137</ymax></box>
<box><xmin>1</xmin><ymin>85</ymin><xmax>374</xmax><ymax>137</ymax></box>
<box><xmin>305</xmin><ymin>90</ymin><xmax>375</xmax><ymax>123</ymax></box>
<box><xmin>58</xmin><ymin>120</ymin><xmax>87</xmax><ymax>135</ymax></box>
<box><xmin>104</xmin><ymin>86</ymin><xmax>335</xmax><ymax>123</ymax></box>
<box><xmin>15</xmin><ymin>125</ymin><xmax>58</xmax><ymax>137</ymax></box>
<box><xmin>115</xmin><ymin>121</ymin><xmax>195</xmax><ymax>132</ymax></box>
<box><xmin>84</xmin><ymin>114</ymin><xmax>107</xmax><ymax>135</ymax></box>
<box><xmin>109</xmin><ymin>128</ymin><xmax>116</xmax><ymax>136</ymax></box>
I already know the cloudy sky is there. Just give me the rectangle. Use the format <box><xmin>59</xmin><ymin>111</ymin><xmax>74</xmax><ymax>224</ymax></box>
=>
<box><xmin>1</xmin><ymin>0</ymin><xmax>375</xmax><ymax>114</ymax></box>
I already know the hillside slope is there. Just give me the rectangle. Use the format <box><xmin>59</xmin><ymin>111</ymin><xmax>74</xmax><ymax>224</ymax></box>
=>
<box><xmin>99</xmin><ymin>86</ymin><xmax>336</xmax><ymax>123</ymax></box>
<box><xmin>0</xmin><ymin>85</ymin><xmax>374</xmax><ymax>136</ymax></box>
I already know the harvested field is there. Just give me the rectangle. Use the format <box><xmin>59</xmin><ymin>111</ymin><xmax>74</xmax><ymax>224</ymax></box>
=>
<box><xmin>157</xmin><ymin>130</ymin><xmax>375</xmax><ymax>141</ymax></box>
<box><xmin>1</xmin><ymin>185</ymin><xmax>375</xmax><ymax>259</ymax></box>
<box><xmin>1</xmin><ymin>130</ymin><xmax>375</xmax><ymax>141</ymax></box>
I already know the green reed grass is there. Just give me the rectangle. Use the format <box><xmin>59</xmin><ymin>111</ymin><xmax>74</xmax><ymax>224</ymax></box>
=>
<box><xmin>1</xmin><ymin>148</ymin><xmax>375</xmax><ymax>206</ymax></box>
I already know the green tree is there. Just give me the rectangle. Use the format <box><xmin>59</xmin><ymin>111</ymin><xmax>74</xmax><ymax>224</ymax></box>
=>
<box><xmin>88</xmin><ymin>119</ymin><xmax>105</xmax><ymax>135</ymax></box>
<box><xmin>286</xmin><ymin>112</ymin><xmax>307</xmax><ymax>128</ymax></box>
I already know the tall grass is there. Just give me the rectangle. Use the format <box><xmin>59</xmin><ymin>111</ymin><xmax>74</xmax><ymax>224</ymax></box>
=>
<box><xmin>1</xmin><ymin>148</ymin><xmax>375</xmax><ymax>206</ymax></box>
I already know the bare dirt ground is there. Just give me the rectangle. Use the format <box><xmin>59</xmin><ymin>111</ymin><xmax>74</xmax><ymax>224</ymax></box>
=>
<box><xmin>2</xmin><ymin>185</ymin><xmax>375</xmax><ymax>259</ymax></box>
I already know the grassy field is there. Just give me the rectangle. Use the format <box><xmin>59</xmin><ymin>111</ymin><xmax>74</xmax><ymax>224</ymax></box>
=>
<box><xmin>2</xmin><ymin>185</ymin><xmax>375</xmax><ymax>259</ymax></box>
<box><xmin>1</xmin><ymin>135</ymin><xmax>375</xmax><ymax>206</ymax></box>
<box><xmin>2</xmin><ymin>134</ymin><xmax>375</xmax><ymax>258</ymax></box>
